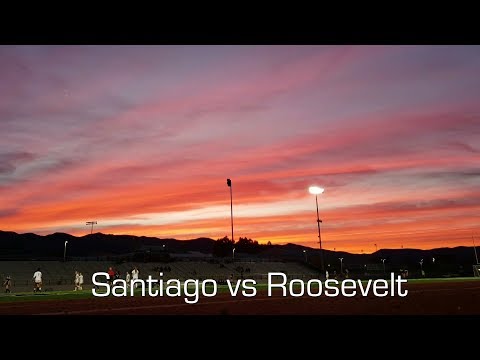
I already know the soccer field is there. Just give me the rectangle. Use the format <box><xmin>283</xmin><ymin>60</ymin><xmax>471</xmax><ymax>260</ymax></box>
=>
<box><xmin>0</xmin><ymin>277</ymin><xmax>479</xmax><ymax>315</ymax></box>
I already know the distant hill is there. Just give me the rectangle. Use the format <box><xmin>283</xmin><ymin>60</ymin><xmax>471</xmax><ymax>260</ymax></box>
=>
<box><xmin>0</xmin><ymin>230</ymin><xmax>215</xmax><ymax>260</ymax></box>
<box><xmin>0</xmin><ymin>231</ymin><xmax>478</xmax><ymax>274</ymax></box>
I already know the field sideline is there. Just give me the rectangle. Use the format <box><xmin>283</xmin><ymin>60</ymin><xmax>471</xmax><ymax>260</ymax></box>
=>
<box><xmin>1</xmin><ymin>277</ymin><xmax>480</xmax><ymax>315</ymax></box>
<box><xmin>0</xmin><ymin>277</ymin><xmax>477</xmax><ymax>303</ymax></box>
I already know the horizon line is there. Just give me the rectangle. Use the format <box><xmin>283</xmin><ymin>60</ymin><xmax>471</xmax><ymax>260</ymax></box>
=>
<box><xmin>0</xmin><ymin>229</ymin><xmax>476</xmax><ymax>254</ymax></box>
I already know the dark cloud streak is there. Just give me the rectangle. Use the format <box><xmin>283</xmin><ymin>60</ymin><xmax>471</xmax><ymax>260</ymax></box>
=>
<box><xmin>0</xmin><ymin>151</ymin><xmax>36</xmax><ymax>174</ymax></box>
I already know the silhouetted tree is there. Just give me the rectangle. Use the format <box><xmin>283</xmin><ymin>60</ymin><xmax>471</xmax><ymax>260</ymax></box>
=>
<box><xmin>213</xmin><ymin>236</ymin><xmax>235</xmax><ymax>257</ymax></box>
<box><xmin>236</xmin><ymin>237</ymin><xmax>260</xmax><ymax>254</ymax></box>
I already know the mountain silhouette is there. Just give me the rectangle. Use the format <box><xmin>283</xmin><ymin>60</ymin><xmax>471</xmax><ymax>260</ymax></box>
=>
<box><xmin>0</xmin><ymin>230</ymin><xmax>478</xmax><ymax>275</ymax></box>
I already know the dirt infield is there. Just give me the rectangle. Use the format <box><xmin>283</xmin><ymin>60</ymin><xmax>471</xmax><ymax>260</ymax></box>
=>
<box><xmin>1</xmin><ymin>280</ymin><xmax>479</xmax><ymax>315</ymax></box>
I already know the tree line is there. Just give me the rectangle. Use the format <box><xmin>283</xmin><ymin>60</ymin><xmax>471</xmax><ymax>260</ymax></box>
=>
<box><xmin>212</xmin><ymin>236</ymin><xmax>273</xmax><ymax>257</ymax></box>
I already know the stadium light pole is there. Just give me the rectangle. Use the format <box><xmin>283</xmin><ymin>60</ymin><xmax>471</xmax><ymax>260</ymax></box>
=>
<box><xmin>381</xmin><ymin>258</ymin><xmax>386</xmax><ymax>275</ymax></box>
<box><xmin>303</xmin><ymin>249</ymin><xmax>308</xmax><ymax>263</ymax></box>
<box><xmin>63</xmin><ymin>241</ymin><xmax>68</xmax><ymax>262</ymax></box>
<box><xmin>308</xmin><ymin>186</ymin><xmax>325</xmax><ymax>272</ymax></box>
<box><xmin>232</xmin><ymin>247</ymin><xmax>236</xmax><ymax>261</ymax></box>
<box><xmin>86</xmin><ymin>221</ymin><xmax>97</xmax><ymax>234</ymax></box>
<box><xmin>227</xmin><ymin>179</ymin><xmax>234</xmax><ymax>244</ymax></box>
<box><xmin>472</xmin><ymin>235</ymin><xmax>479</xmax><ymax>264</ymax></box>
<box><xmin>374</xmin><ymin>243</ymin><xmax>378</xmax><ymax>252</ymax></box>
<box><xmin>339</xmin><ymin>257</ymin><xmax>344</xmax><ymax>275</ymax></box>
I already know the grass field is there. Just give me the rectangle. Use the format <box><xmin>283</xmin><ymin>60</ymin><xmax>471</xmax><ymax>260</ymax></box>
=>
<box><xmin>1</xmin><ymin>277</ymin><xmax>477</xmax><ymax>304</ymax></box>
<box><xmin>1</xmin><ymin>276</ymin><xmax>479</xmax><ymax>315</ymax></box>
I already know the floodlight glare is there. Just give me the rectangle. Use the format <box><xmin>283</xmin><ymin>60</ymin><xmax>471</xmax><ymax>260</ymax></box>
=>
<box><xmin>309</xmin><ymin>186</ymin><xmax>324</xmax><ymax>195</ymax></box>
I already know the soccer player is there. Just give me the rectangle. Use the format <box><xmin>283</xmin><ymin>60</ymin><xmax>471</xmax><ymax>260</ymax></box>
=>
<box><xmin>3</xmin><ymin>276</ymin><xmax>11</xmax><ymax>293</ymax></box>
<box><xmin>33</xmin><ymin>268</ymin><xmax>42</xmax><ymax>293</ymax></box>
<box><xmin>131</xmin><ymin>266</ymin><xmax>139</xmax><ymax>288</ymax></box>
<box><xmin>107</xmin><ymin>267</ymin><xmax>115</xmax><ymax>285</ymax></box>
<box><xmin>78</xmin><ymin>272</ymin><xmax>84</xmax><ymax>290</ymax></box>
<box><xmin>126</xmin><ymin>271</ymin><xmax>131</xmax><ymax>287</ymax></box>
<box><xmin>74</xmin><ymin>271</ymin><xmax>80</xmax><ymax>291</ymax></box>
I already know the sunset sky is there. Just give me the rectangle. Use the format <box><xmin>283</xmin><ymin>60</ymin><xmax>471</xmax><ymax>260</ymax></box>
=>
<box><xmin>1</xmin><ymin>45</ymin><xmax>479</xmax><ymax>252</ymax></box>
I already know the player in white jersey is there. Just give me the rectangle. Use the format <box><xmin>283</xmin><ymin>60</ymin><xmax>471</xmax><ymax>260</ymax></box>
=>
<box><xmin>74</xmin><ymin>271</ymin><xmax>80</xmax><ymax>291</ymax></box>
<box><xmin>78</xmin><ymin>272</ymin><xmax>84</xmax><ymax>290</ymax></box>
<box><xmin>126</xmin><ymin>271</ymin><xmax>131</xmax><ymax>287</ymax></box>
<box><xmin>131</xmin><ymin>266</ymin><xmax>139</xmax><ymax>288</ymax></box>
<box><xmin>33</xmin><ymin>268</ymin><xmax>42</xmax><ymax>292</ymax></box>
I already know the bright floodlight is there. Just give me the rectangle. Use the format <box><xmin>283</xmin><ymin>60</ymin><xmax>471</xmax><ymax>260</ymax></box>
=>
<box><xmin>309</xmin><ymin>186</ymin><xmax>324</xmax><ymax>195</ymax></box>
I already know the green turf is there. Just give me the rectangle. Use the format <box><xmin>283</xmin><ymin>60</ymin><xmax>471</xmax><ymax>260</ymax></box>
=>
<box><xmin>0</xmin><ymin>277</ymin><xmax>478</xmax><ymax>304</ymax></box>
<box><xmin>0</xmin><ymin>289</ymin><xmax>96</xmax><ymax>302</ymax></box>
<box><xmin>403</xmin><ymin>277</ymin><xmax>477</xmax><ymax>284</ymax></box>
